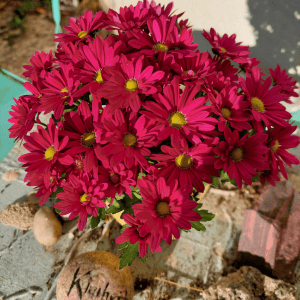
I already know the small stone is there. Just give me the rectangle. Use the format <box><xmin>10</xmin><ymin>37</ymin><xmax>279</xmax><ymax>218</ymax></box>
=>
<box><xmin>56</xmin><ymin>251</ymin><xmax>134</xmax><ymax>300</ymax></box>
<box><xmin>33</xmin><ymin>206</ymin><xmax>62</xmax><ymax>246</ymax></box>
<box><xmin>68</xmin><ymin>232</ymin><xmax>74</xmax><ymax>239</ymax></box>
<box><xmin>0</xmin><ymin>201</ymin><xmax>39</xmax><ymax>230</ymax></box>
<box><xmin>2</xmin><ymin>170</ymin><xmax>20</xmax><ymax>181</ymax></box>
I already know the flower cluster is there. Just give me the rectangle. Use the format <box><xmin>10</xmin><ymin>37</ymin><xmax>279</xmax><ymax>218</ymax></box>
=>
<box><xmin>9</xmin><ymin>1</ymin><xmax>300</xmax><ymax>268</ymax></box>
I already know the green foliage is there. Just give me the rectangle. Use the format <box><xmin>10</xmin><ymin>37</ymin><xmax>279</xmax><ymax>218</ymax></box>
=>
<box><xmin>119</xmin><ymin>242</ymin><xmax>139</xmax><ymax>270</ymax></box>
<box><xmin>90</xmin><ymin>207</ymin><xmax>106</xmax><ymax>229</ymax></box>
<box><xmin>220</xmin><ymin>170</ymin><xmax>237</xmax><ymax>186</ymax></box>
<box><xmin>211</xmin><ymin>176</ymin><xmax>220</xmax><ymax>188</ymax></box>
<box><xmin>189</xmin><ymin>202</ymin><xmax>215</xmax><ymax>232</ymax></box>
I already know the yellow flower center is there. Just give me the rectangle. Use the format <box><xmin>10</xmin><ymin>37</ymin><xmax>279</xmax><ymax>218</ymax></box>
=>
<box><xmin>95</xmin><ymin>70</ymin><xmax>103</xmax><ymax>83</ymax></box>
<box><xmin>74</xmin><ymin>159</ymin><xmax>83</xmax><ymax>169</ymax></box>
<box><xmin>81</xmin><ymin>132</ymin><xmax>96</xmax><ymax>147</ymax></box>
<box><xmin>251</xmin><ymin>97</ymin><xmax>265</xmax><ymax>112</ymax></box>
<box><xmin>220</xmin><ymin>47</ymin><xmax>227</xmax><ymax>52</ymax></box>
<box><xmin>125</xmin><ymin>79</ymin><xmax>138</xmax><ymax>92</ymax></box>
<box><xmin>44</xmin><ymin>145</ymin><xmax>57</xmax><ymax>161</ymax></box>
<box><xmin>50</xmin><ymin>176</ymin><xmax>54</xmax><ymax>183</ymax></box>
<box><xmin>231</xmin><ymin>147</ymin><xmax>243</xmax><ymax>162</ymax></box>
<box><xmin>156</xmin><ymin>201</ymin><xmax>170</xmax><ymax>217</ymax></box>
<box><xmin>153</xmin><ymin>43</ymin><xmax>168</xmax><ymax>52</ymax></box>
<box><xmin>123</xmin><ymin>133</ymin><xmax>137</xmax><ymax>147</ymax></box>
<box><xmin>38</xmin><ymin>94</ymin><xmax>42</xmax><ymax>98</ymax></box>
<box><xmin>168</xmin><ymin>111</ymin><xmax>186</xmax><ymax>129</ymax></box>
<box><xmin>270</xmin><ymin>140</ymin><xmax>279</xmax><ymax>152</ymax></box>
<box><xmin>80</xmin><ymin>193</ymin><xmax>90</xmax><ymax>203</ymax></box>
<box><xmin>61</xmin><ymin>87</ymin><xmax>69</xmax><ymax>93</ymax></box>
<box><xmin>175</xmin><ymin>153</ymin><xmax>193</xmax><ymax>169</ymax></box>
<box><xmin>183</xmin><ymin>70</ymin><xmax>195</xmax><ymax>76</ymax></box>
<box><xmin>110</xmin><ymin>173</ymin><xmax>120</xmax><ymax>184</ymax></box>
<box><xmin>78</xmin><ymin>30</ymin><xmax>88</xmax><ymax>39</ymax></box>
<box><xmin>221</xmin><ymin>108</ymin><xmax>231</xmax><ymax>118</ymax></box>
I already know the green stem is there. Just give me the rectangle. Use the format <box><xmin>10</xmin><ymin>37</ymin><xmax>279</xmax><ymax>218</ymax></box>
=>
<box><xmin>34</xmin><ymin>120</ymin><xmax>47</xmax><ymax>127</ymax></box>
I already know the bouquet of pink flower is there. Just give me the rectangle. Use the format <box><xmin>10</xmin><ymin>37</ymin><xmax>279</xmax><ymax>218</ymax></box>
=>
<box><xmin>8</xmin><ymin>0</ymin><xmax>300</xmax><ymax>269</ymax></box>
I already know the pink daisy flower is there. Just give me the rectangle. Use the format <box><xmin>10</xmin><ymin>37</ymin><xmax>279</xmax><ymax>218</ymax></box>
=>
<box><xmin>54</xmin><ymin>173</ymin><xmax>108</xmax><ymax>231</ymax></box>
<box><xmin>105</xmin><ymin>5</ymin><xmax>149</xmax><ymax>31</ymax></box>
<box><xmin>171</xmin><ymin>51</ymin><xmax>216</xmax><ymax>85</ymax></box>
<box><xmin>214</xmin><ymin>127</ymin><xmax>270</xmax><ymax>188</ymax></box>
<box><xmin>128</xmin><ymin>15</ymin><xmax>178</xmax><ymax>55</ymax></box>
<box><xmin>8</xmin><ymin>96</ymin><xmax>35</xmax><ymax>144</ymax></box>
<box><xmin>63</xmin><ymin>153</ymin><xmax>86</xmax><ymax>182</ymax></box>
<box><xmin>239</xmin><ymin>66</ymin><xmax>292</xmax><ymax>133</ymax></box>
<box><xmin>212</xmin><ymin>56</ymin><xmax>239</xmax><ymax>82</ymax></box>
<box><xmin>269</xmin><ymin>64</ymin><xmax>299</xmax><ymax>103</ymax></box>
<box><xmin>151</xmin><ymin>138</ymin><xmax>219</xmax><ymax>193</ymax></box>
<box><xmin>208</xmin><ymin>85</ymin><xmax>253</xmax><ymax>132</ymax></box>
<box><xmin>23</xmin><ymin>50</ymin><xmax>55</xmax><ymax>81</ymax></box>
<box><xmin>140</xmin><ymin>0</ymin><xmax>175</xmax><ymax>19</ymax></box>
<box><xmin>18</xmin><ymin>118</ymin><xmax>71</xmax><ymax>178</ymax></box>
<box><xmin>260</xmin><ymin>163</ymin><xmax>280</xmax><ymax>186</ymax></box>
<box><xmin>76</xmin><ymin>35</ymin><xmax>120</xmax><ymax>96</ymax></box>
<box><xmin>202</xmin><ymin>28</ymin><xmax>251</xmax><ymax>64</ymax></box>
<box><xmin>239</xmin><ymin>57</ymin><xmax>265</xmax><ymax>76</ymax></box>
<box><xmin>53</xmin><ymin>10</ymin><xmax>106</xmax><ymax>45</ymax></box>
<box><xmin>98</xmin><ymin>160</ymin><xmax>137</xmax><ymax>205</ymax></box>
<box><xmin>37</xmin><ymin>64</ymin><xmax>90</xmax><ymax>119</ymax></box>
<box><xmin>265</xmin><ymin>124</ymin><xmax>300</xmax><ymax>179</ymax></box>
<box><xmin>115</xmin><ymin>213</ymin><xmax>163</xmax><ymax>258</ymax></box>
<box><xmin>141</xmin><ymin>77</ymin><xmax>218</xmax><ymax>148</ymax></box>
<box><xmin>95</xmin><ymin>109</ymin><xmax>163</xmax><ymax>171</ymax></box>
<box><xmin>25</xmin><ymin>163</ymin><xmax>65</xmax><ymax>206</ymax></box>
<box><xmin>101</xmin><ymin>54</ymin><xmax>164</xmax><ymax>112</ymax></box>
<box><xmin>132</xmin><ymin>177</ymin><xmax>202</xmax><ymax>246</ymax></box>
<box><xmin>58</xmin><ymin>101</ymin><xmax>102</xmax><ymax>180</ymax></box>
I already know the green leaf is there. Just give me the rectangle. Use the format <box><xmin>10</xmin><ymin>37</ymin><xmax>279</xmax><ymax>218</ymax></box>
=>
<box><xmin>191</xmin><ymin>221</ymin><xmax>207</xmax><ymax>231</ymax></box>
<box><xmin>189</xmin><ymin>194</ymin><xmax>197</xmax><ymax>201</ymax></box>
<box><xmin>138</xmin><ymin>172</ymin><xmax>146</xmax><ymax>179</ymax></box>
<box><xmin>140</xmin><ymin>252</ymin><xmax>148</xmax><ymax>263</ymax></box>
<box><xmin>220</xmin><ymin>170</ymin><xmax>229</xmax><ymax>182</ymax></box>
<box><xmin>90</xmin><ymin>215</ymin><xmax>101</xmax><ymax>229</ymax></box>
<box><xmin>229</xmin><ymin>177</ymin><xmax>238</xmax><ymax>186</ymax></box>
<box><xmin>105</xmin><ymin>204</ymin><xmax>124</xmax><ymax>215</ymax></box>
<box><xmin>192</xmin><ymin>202</ymin><xmax>203</xmax><ymax>212</ymax></box>
<box><xmin>211</xmin><ymin>176</ymin><xmax>219</xmax><ymax>188</ymax></box>
<box><xmin>198</xmin><ymin>210</ymin><xmax>215</xmax><ymax>222</ymax></box>
<box><xmin>182</xmin><ymin>229</ymin><xmax>191</xmax><ymax>233</ymax></box>
<box><xmin>119</xmin><ymin>242</ymin><xmax>139</xmax><ymax>270</ymax></box>
<box><xmin>50</xmin><ymin>186</ymin><xmax>64</xmax><ymax>199</ymax></box>
<box><xmin>89</xmin><ymin>94</ymin><xmax>93</xmax><ymax>102</ymax></box>
<box><xmin>118</xmin><ymin>241</ymin><xmax>130</xmax><ymax>250</ymax></box>
<box><xmin>252</xmin><ymin>172</ymin><xmax>260</xmax><ymax>182</ymax></box>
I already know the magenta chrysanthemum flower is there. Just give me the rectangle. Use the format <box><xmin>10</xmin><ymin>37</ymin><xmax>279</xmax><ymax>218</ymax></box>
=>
<box><xmin>63</xmin><ymin>153</ymin><xmax>86</xmax><ymax>182</ymax></box>
<box><xmin>105</xmin><ymin>5</ymin><xmax>149</xmax><ymax>31</ymax></box>
<box><xmin>128</xmin><ymin>15</ymin><xmax>177</xmax><ymax>55</ymax></box>
<box><xmin>214</xmin><ymin>127</ymin><xmax>269</xmax><ymax>188</ymax></box>
<box><xmin>212</xmin><ymin>56</ymin><xmax>239</xmax><ymax>82</ymax></box>
<box><xmin>98</xmin><ymin>160</ymin><xmax>137</xmax><ymax>204</ymax></box>
<box><xmin>239</xmin><ymin>67</ymin><xmax>292</xmax><ymax>133</ymax></box>
<box><xmin>239</xmin><ymin>57</ymin><xmax>265</xmax><ymax>76</ymax></box>
<box><xmin>115</xmin><ymin>213</ymin><xmax>163</xmax><ymax>258</ymax></box>
<box><xmin>202</xmin><ymin>28</ymin><xmax>251</xmax><ymax>64</ymax></box>
<box><xmin>208</xmin><ymin>85</ymin><xmax>253</xmax><ymax>132</ymax></box>
<box><xmin>260</xmin><ymin>163</ymin><xmax>280</xmax><ymax>186</ymax></box>
<box><xmin>54</xmin><ymin>173</ymin><xmax>108</xmax><ymax>231</ymax></box>
<box><xmin>76</xmin><ymin>36</ymin><xmax>120</xmax><ymax>96</ymax></box>
<box><xmin>58</xmin><ymin>101</ymin><xmax>102</xmax><ymax>180</ymax></box>
<box><xmin>18</xmin><ymin>118</ymin><xmax>71</xmax><ymax>178</ymax></box>
<box><xmin>23</xmin><ymin>50</ymin><xmax>55</xmax><ymax>81</ymax></box>
<box><xmin>151</xmin><ymin>139</ymin><xmax>219</xmax><ymax>193</ymax></box>
<box><xmin>8</xmin><ymin>96</ymin><xmax>35</xmax><ymax>144</ymax></box>
<box><xmin>269</xmin><ymin>64</ymin><xmax>299</xmax><ymax>103</ymax></box>
<box><xmin>37</xmin><ymin>64</ymin><xmax>90</xmax><ymax>119</ymax></box>
<box><xmin>53</xmin><ymin>10</ymin><xmax>106</xmax><ymax>45</ymax></box>
<box><xmin>132</xmin><ymin>177</ymin><xmax>202</xmax><ymax>246</ymax></box>
<box><xmin>141</xmin><ymin>77</ymin><xmax>218</xmax><ymax>148</ymax></box>
<box><xmin>265</xmin><ymin>124</ymin><xmax>300</xmax><ymax>179</ymax></box>
<box><xmin>26</xmin><ymin>163</ymin><xmax>64</xmax><ymax>206</ymax></box>
<box><xmin>171</xmin><ymin>51</ymin><xmax>216</xmax><ymax>85</ymax></box>
<box><xmin>101</xmin><ymin>54</ymin><xmax>164</xmax><ymax>112</ymax></box>
<box><xmin>95</xmin><ymin>109</ymin><xmax>163</xmax><ymax>172</ymax></box>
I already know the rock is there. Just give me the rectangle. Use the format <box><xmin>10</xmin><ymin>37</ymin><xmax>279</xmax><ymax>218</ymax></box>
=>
<box><xmin>56</xmin><ymin>250</ymin><xmax>134</xmax><ymax>300</ymax></box>
<box><xmin>201</xmin><ymin>266</ymin><xmax>297</xmax><ymax>300</ymax></box>
<box><xmin>33</xmin><ymin>206</ymin><xmax>62</xmax><ymax>246</ymax></box>
<box><xmin>238</xmin><ymin>181</ymin><xmax>300</xmax><ymax>283</ymax></box>
<box><xmin>0</xmin><ymin>201</ymin><xmax>39</xmax><ymax>230</ymax></box>
<box><xmin>2</xmin><ymin>170</ymin><xmax>20</xmax><ymax>181</ymax></box>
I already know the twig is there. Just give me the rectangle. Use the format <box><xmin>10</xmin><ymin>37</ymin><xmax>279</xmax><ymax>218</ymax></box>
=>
<box><xmin>138</xmin><ymin>273</ymin><xmax>204</xmax><ymax>293</ymax></box>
